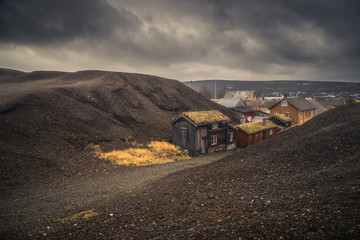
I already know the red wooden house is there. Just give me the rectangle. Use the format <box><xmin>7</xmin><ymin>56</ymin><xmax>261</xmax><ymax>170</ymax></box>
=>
<box><xmin>236</xmin><ymin>119</ymin><xmax>278</xmax><ymax>147</ymax></box>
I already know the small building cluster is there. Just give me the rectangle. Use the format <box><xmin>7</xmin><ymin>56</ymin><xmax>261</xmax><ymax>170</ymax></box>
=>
<box><xmin>171</xmin><ymin>91</ymin><xmax>326</xmax><ymax>155</ymax></box>
<box><xmin>214</xmin><ymin>90</ymin><xmax>322</xmax><ymax>126</ymax></box>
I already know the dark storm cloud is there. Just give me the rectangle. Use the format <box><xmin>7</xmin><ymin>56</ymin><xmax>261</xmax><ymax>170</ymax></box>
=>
<box><xmin>0</xmin><ymin>0</ymin><xmax>139</xmax><ymax>44</ymax></box>
<box><xmin>0</xmin><ymin>0</ymin><xmax>359</xmax><ymax>81</ymax></box>
<box><xmin>225</xmin><ymin>0</ymin><xmax>360</xmax><ymax>62</ymax></box>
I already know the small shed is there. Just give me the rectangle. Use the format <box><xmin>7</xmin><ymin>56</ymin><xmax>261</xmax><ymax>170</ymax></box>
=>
<box><xmin>171</xmin><ymin>110</ymin><xmax>236</xmax><ymax>155</ymax></box>
<box><xmin>233</xmin><ymin>106</ymin><xmax>255</xmax><ymax>122</ymax></box>
<box><xmin>268</xmin><ymin>114</ymin><xmax>292</xmax><ymax>128</ymax></box>
<box><xmin>236</xmin><ymin>119</ymin><xmax>278</xmax><ymax>147</ymax></box>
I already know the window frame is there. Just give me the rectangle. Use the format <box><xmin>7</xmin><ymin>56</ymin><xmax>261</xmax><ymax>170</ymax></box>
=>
<box><xmin>210</xmin><ymin>135</ymin><xmax>218</xmax><ymax>146</ymax></box>
<box><xmin>274</xmin><ymin>111</ymin><xmax>280</xmax><ymax>115</ymax></box>
<box><xmin>281</xmin><ymin>100</ymin><xmax>288</xmax><ymax>106</ymax></box>
<box><xmin>212</xmin><ymin>123</ymin><xmax>219</xmax><ymax>129</ymax></box>
<box><xmin>228</xmin><ymin>132</ymin><xmax>234</xmax><ymax>143</ymax></box>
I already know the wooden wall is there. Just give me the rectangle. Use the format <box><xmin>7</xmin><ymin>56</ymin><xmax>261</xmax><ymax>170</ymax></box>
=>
<box><xmin>270</xmin><ymin>103</ymin><xmax>315</xmax><ymax>125</ymax></box>
<box><xmin>236</xmin><ymin>128</ymin><xmax>277</xmax><ymax>148</ymax></box>
<box><xmin>270</xmin><ymin>103</ymin><xmax>300</xmax><ymax>124</ymax></box>
<box><xmin>172</xmin><ymin>119</ymin><xmax>197</xmax><ymax>155</ymax></box>
<box><xmin>173</xmin><ymin>119</ymin><xmax>236</xmax><ymax>155</ymax></box>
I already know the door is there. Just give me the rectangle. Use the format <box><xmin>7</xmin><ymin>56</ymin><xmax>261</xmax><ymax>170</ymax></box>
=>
<box><xmin>201</xmin><ymin>137</ymin><xmax>206</xmax><ymax>153</ymax></box>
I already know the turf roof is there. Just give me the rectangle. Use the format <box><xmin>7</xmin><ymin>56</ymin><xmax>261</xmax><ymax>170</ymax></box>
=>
<box><xmin>271</xmin><ymin>114</ymin><xmax>292</xmax><ymax>122</ymax></box>
<box><xmin>237</xmin><ymin>120</ymin><xmax>278</xmax><ymax>134</ymax></box>
<box><xmin>183</xmin><ymin>110</ymin><xmax>230</xmax><ymax>125</ymax></box>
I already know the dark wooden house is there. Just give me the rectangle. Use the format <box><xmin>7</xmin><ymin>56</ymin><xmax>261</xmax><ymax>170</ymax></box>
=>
<box><xmin>236</xmin><ymin>119</ymin><xmax>278</xmax><ymax>147</ymax></box>
<box><xmin>171</xmin><ymin>110</ymin><xmax>236</xmax><ymax>156</ymax></box>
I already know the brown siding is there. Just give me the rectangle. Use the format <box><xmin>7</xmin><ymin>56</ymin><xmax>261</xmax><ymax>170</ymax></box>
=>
<box><xmin>236</xmin><ymin>129</ymin><xmax>249</xmax><ymax>147</ymax></box>
<box><xmin>236</xmin><ymin>127</ymin><xmax>277</xmax><ymax>148</ymax></box>
<box><xmin>270</xmin><ymin>103</ymin><xmax>301</xmax><ymax>124</ymax></box>
<box><xmin>270</xmin><ymin>101</ymin><xmax>316</xmax><ymax>125</ymax></box>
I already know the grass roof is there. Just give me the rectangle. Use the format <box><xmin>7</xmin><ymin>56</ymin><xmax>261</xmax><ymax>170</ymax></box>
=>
<box><xmin>237</xmin><ymin>120</ymin><xmax>278</xmax><ymax>134</ymax></box>
<box><xmin>183</xmin><ymin>110</ymin><xmax>230</xmax><ymax>125</ymax></box>
<box><xmin>274</xmin><ymin>114</ymin><xmax>292</xmax><ymax>122</ymax></box>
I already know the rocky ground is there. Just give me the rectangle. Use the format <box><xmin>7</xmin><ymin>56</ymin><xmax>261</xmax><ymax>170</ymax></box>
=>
<box><xmin>0</xmin><ymin>69</ymin><xmax>240</xmax><ymax>194</ymax></box>
<box><xmin>1</xmin><ymin>69</ymin><xmax>359</xmax><ymax>239</ymax></box>
<box><xmin>1</xmin><ymin>151</ymin><xmax>231</xmax><ymax>239</ymax></box>
<box><xmin>2</xmin><ymin>103</ymin><xmax>359</xmax><ymax>239</ymax></box>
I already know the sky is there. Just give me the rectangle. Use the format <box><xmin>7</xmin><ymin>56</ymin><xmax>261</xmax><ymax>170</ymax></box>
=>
<box><xmin>1</xmin><ymin>0</ymin><xmax>360</xmax><ymax>82</ymax></box>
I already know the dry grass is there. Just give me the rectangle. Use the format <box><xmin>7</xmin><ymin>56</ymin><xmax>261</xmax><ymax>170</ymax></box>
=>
<box><xmin>147</xmin><ymin>141</ymin><xmax>179</xmax><ymax>153</ymax></box>
<box><xmin>237</xmin><ymin>120</ymin><xmax>278</xmax><ymax>134</ymax></box>
<box><xmin>59</xmin><ymin>209</ymin><xmax>99</xmax><ymax>223</ymax></box>
<box><xmin>182</xmin><ymin>110</ymin><xmax>229</xmax><ymax>124</ymax></box>
<box><xmin>95</xmin><ymin>141</ymin><xmax>190</xmax><ymax>166</ymax></box>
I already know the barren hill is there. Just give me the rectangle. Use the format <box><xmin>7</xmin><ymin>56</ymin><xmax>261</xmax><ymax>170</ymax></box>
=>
<box><xmin>44</xmin><ymin>103</ymin><xmax>360</xmax><ymax>239</ymax></box>
<box><xmin>0</xmin><ymin>68</ymin><xmax>239</xmax><ymax>192</ymax></box>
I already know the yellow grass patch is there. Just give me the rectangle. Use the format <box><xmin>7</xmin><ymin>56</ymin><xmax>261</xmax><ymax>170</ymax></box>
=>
<box><xmin>147</xmin><ymin>141</ymin><xmax>179</xmax><ymax>153</ymax></box>
<box><xmin>60</xmin><ymin>209</ymin><xmax>99</xmax><ymax>223</ymax></box>
<box><xmin>98</xmin><ymin>141</ymin><xmax>190</xmax><ymax>166</ymax></box>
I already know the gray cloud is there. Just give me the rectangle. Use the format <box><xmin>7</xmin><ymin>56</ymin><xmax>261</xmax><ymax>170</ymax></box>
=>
<box><xmin>0</xmin><ymin>0</ymin><xmax>359</xmax><ymax>81</ymax></box>
<box><xmin>0</xmin><ymin>0</ymin><xmax>139</xmax><ymax>44</ymax></box>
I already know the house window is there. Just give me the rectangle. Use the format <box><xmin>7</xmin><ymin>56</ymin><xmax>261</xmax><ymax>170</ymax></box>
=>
<box><xmin>269</xmin><ymin>129</ymin><xmax>273</xmax><ymax>135</ymax></box>
<box><xmin>281</xmin><ymin>100</ymin><xmax>288</xmax><ymax>106</ymax></box>
<box><xmin>211</xmin><ymin>135</ymin><xmax>218</xmax><ymax>146</ymax></box>
<box><xmin>285</xmin><ymin>112</ymin><xmax>290</xmax><ymax>117</ymax></box>
<box><xmin>313</xmin><ymin>109</ymin><xmax>316</xmax><ymax>116</ymax></box>
<box><xmin>300</xmin><ymin>112</ymin><xmax>303</xmax><ymax>120</ymax></box>
<box><xmin>229</xmin><ymin>132</ymin><xmax>234</xmax><ymax>143</ymax></box>
<box><xmin>212</xmin><ymin>123</ymin><xmax>218</xmax><ymax>129</ymax></box>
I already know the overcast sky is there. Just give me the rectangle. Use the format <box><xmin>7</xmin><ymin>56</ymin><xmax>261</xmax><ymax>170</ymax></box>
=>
<box><xmin>1</xmin><ymin>0</ymin><xmax>360</xmax><ymax>82</ymax></box>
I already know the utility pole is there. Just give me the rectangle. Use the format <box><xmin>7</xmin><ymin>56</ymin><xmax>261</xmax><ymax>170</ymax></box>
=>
<box><xmin>214</xmin><ymin>80</ymin><xmax>217</xmax><ymax>99</ymax></box>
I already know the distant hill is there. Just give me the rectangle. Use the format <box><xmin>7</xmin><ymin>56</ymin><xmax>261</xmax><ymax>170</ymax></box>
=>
<box><xmin>0</xmin><ymin>68</ymin><xmax>240</xmax><ymax>191</ymax></box>
<box><xmin>184</xmin><ymin>80</ymin><xmax>360</xmax><ymax>98</ymax></box>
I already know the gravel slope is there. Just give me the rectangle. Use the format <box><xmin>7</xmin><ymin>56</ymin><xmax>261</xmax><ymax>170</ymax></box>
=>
<box><xmin>1</xmin><ymin>151</ymin><xmax>231</xmax><ymax>239</ymax></box>
<box><xmin>38</xmin><ymin>103</ymin><xmax>360</xmax><ymax>239</ymax></box>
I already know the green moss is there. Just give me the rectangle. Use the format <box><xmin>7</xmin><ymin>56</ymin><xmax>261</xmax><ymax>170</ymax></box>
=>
<box><xmin>183</xmin><ymin>110</ymin><xmax>229</xmax><ymax>124</ymax></box>
<box><xmin>237</xmin><ymin>120</ymin><xmax>278</xmax><ymax>134</ymax></box>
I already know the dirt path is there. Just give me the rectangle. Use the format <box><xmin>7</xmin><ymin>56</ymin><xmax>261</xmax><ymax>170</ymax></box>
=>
<box><xmin>0</xmin><ymin>151</ymin><xmax>232</xmax><ymax>235</ymax></box>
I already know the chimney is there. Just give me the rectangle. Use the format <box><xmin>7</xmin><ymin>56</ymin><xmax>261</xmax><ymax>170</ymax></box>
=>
<box><xmin>263</xmin><ymin>118</ymin><xmax>268</xmax><ymax>126</ymax></box>
<box><xmin>240</xmin><ymin>117</ymin><xmax>246</xmax><ymax>124</ymax></box>
<box><xmin>284</xmin><ymin>93</ymin><xmax>288</xmax><ymax>98</ymax></box>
